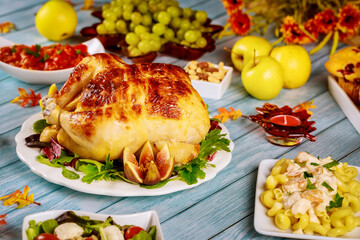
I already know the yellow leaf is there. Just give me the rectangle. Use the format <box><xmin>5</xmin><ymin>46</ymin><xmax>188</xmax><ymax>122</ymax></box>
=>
<box><xmin>213</xmin><ymin>107</ymin><xmax>242</xmax><ymax>123</ymax></box>
<box><xmin>0</xmin><ymin>21</ymin><xmax>15</xmax><ymax>33</ymax></box>
<box><xmin>293</xmin><ymin>100</ymin><xmax>316</xmax><ymax>115</ymax></box>
<box><xmin>81</xmin><ymin>0</ymin><xmax>94</xmax><ymax>10</ymax></box>
<box><xmin>0</xmin><ymin>185</ymin><xmax>40</xmax><ymax>209</ymax></box>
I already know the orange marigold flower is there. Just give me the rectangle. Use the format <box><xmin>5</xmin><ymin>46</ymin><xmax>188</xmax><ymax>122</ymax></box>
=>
<box><xmin>304</xmin><ymin>18</ymin><xmax>319</xmax><ymax>40</ymax></box>
<box><xmin>314</xmin><ymin>9</ymin><xmax>337</xmax><ymax>34</ymax></box>
<box><xmin>336</xmin><ymin>3</ymin><xmax>360</xmax><ymax>40</ymax></box>
<box><xmin>228</xmin><ymin>10</ymin><xmax>251</xmax><ymax>36</ymax></box>
<box><xmin>280</xmin><ymin>16</ymin><xmax>316</xmax><ymax>44</ymax></box>
<box><xmin>222</xmin><ymin>0</ymin><xmax>243</xmax><ymax>15</ymax></box>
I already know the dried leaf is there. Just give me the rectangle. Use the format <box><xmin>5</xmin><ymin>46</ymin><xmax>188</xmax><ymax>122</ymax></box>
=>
<box><xmin>213</xmin><ymin>107</ymin><xmax>242</xmax><ymax>123</ymax></box>
<box><xmin>0</xmin><ymin>214</ymin><xmax>6</xmax><ymax>225</ymax></box>
<box><xmin>293</xmin><ymin>100</ymin><xmax>316</xmax><ymax>115</ymax></box>
<box><xmin>0</xmin><ymin>21</ymin><xmax>15</xmax><ymax>33</ymax></box>
<box><xmin>10</xmin><ymin>88</ymin><xmax>41</xmax><ymax>107</ymax></box>
<box><xmin>0</xmin><ymin>185</ymin><xmax>41</xmax><ymax>209</ymax></box>
<box><xmin>81</xmin><ymin>0</ymin><xmax>94</xmax><ymax>10</ymax></box>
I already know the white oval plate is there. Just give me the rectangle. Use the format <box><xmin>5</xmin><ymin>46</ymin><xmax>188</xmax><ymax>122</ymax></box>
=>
<box><xmin>0</xmin><ymin>37</ymin><xmax>105</xmax><ymax>84</ymax></box>
<box><xmin>22</xmin><ymin>210</ymin><xmax>164</xmax><ymax>240</ymax></box>
<box><xmin>15</xmin><ymin>113</ymin><xmax>234</xmax><ymax>197</ymax></box>
<box><xmin>254</xmin><ymin>159</ymin><xmax>360</xmax><ymax>240</ymax></box>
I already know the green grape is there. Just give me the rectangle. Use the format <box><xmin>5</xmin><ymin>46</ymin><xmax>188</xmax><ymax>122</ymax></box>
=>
<box><xmin>123</xmin><ymin>3</ymin><xmax>134</xmax><ymax>12</ymax></box>
<box><xmin>134</xmin><ymin>25</ymin><xmax>147</xmax><ymax>35</ymax></box>
<box><xmin>150</xmin><ymin>33</ymin><xmax>161</xmax><ymax>41</ymax></box>
<box><xmin>180</xmin><ymin>40</ymin><xmax>190</xmax><ymax>46</ymax></box>
<box><xmin>152</xmin><ymin>23</ymin><xmax>166</xmax><ymax>35</ymax></box>
<box><xmin>123</xmin><ymin>0</ymin><xmax>132</xmax><ymax>4</ymax></box>
<box><xmin>164</xmin><ymin>28</ymin><xmax>175</xmax><ymax>40</ymax></box>
<box><xmin>137</xmin><ymin>2</ymin><xmax>148</xmax><ymax>14</ymax></box>
<box><xmin>140</xmin><ymin>32</ymin><xmax>152</xmax><ymax>40</ymax></box>
<box><xmin>168</xmin><ymin>0</ymin><xmax>179</xmax><ymax>6</ymax></box>
<box><xmin>142</xmin><ymin>14</ymin><xmax>152</xmax><ymax>26</ymax></box>
<box><xmin>157</xmin><ymin>11</ymin><xmax>171</xmax><ymax>25</ymax></box>
<box><xmin>171</xmin><ymin>17</ymin><xmax>181</xmax><ymax>29</ymax></box>
<box><xmin>166</xmin><ymin>6</ymin><xmax>181</xmax><ymax>17</ymax></box>
<box><xmin>195</xmin><ymin>10</ymin><xmax>208</xmax><ymax>24</ymax></box>
<box><xmin>123</xmin><ymin>11</ymin><xmax>132</xmax><ymax>21</ymax></box>
<box><xmin>150</xmin><ymin>40</ymin><xmax>161</xmax><ymax>51</ymax></box>
<box><xmin>110</xmin><ymin>1</ymin><xmax>117</xmax><ymax>7</ymax></box>
<box><xmin>115</xmin><ymin>19</ymin><xmax>127</xmax><ymax>33</ymax></box>
<box><xmin>153</xmin><ymin>12</ymin><xmax>159</xmax><ymax>21</ymax></box>
<box><xmin>148</xmin><ymin>2</ymin><xmax>157</xmax><ymax>13</ymax></box>
<box><xmin>128</xmin><ymin>47</ymin><xmax>142</xmax><ymax>57</ymax></box>
<box><xmin>96</xmin><ymin>23</ymin><xmax>108</xmax><ymax>35</ymax></box>
<box><xmin>183</xmin><ymin>7</ymin><xmax>192</xmax><ymax>18</ymax></box>
<box><xmin>131</xmin><ymin>12</ymin><xmax>142</xmax><ymax>24</ymax></box>
<box><xmin>191</xmin><ymin>20</ymin><xmax>201</xmax><ymax>29</ymax></box>
<box><xmin>184</xmin><ymin>30</ymin><xmax>198</xmax><ymax>43</ymax></box>
<box><xmin>196</xmin><ymin>37</ymin><xmax>207</xmax><ymax>48</ymax></box>
<box><xmin>125</xmin><ymin>32</ymin><xmax>140</xmax><ymax>46</ymax></box>
<box><xmin>132</xmin><ymin>0</ymin><xmax>142</xmax><ymax>5</ymax></box>
<box><xmin>113</xmin><ymin>6</ymin><xmax>122</xmax><ymax>18</ymax></box>
<box><xmin>180</xmin><ymin>19</ymin><xmax>190</xmax><ymax>30</ymax></box>
<box><xmin>157</xmin><ymin>2</ymin><xmax>166</xmax><ymax>11</ymax></box>
<box><xmin>138</xmin><ymin>40</ymin><xmax>152</xmax><ymax>54</ymax></box>
<box><xmin>176</xmin><ymin>29</ymin><xmax>185</xmax><ymax>39</ymax></box>
<box><xmin>103</xmin><ymin>19</ymin><xmax>116</xmax><ymax>32</ymax></box>
<box><xmin>172</xmin><ymin>37</ymin><xmax>180</xmax><ymax>43</ymax></box>
<box><xmin>115</xmin><ymin>0</ymin><xmax>123</xmax><ymax>5</ymax></box>
<box><xmin>129</xmin><ymin>22</ymin><xmax>138</xmax><ymax>32</ymax></box>
<box><xmin>102</xmin><ymin>3</ymin><xmax>110</xmax><ymax>11</ymax></box>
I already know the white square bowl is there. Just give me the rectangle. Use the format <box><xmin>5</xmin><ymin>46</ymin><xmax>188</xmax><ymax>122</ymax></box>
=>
<box><xmin>185</xmin><ymin>62</ymin><xmax>233</xmax><ymax>100</ymax></box>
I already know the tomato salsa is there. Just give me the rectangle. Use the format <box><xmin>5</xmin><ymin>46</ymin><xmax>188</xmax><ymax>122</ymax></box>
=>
<box><xmin>0</xmin><ymin>43</ymin><xmax>89</xmax><ymax>70</ymax></box>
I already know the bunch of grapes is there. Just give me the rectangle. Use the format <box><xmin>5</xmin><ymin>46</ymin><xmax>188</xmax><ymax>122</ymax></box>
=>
<box><xmin>96</xmin><ymin>0</ymin><xmax>210</xmax><ymax>57</ymax></box>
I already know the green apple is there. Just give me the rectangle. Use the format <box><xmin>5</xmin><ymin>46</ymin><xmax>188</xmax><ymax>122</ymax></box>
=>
<box><xmin>241</xmin><ymin>56</ymin><xmax>284</xmax><ymax>100</ymax></box>
<box><xmin>231</xmin><ymin>36</ymin><xmax>272</xmax><ymax>72</ymax></box>
<box><xmin>270</xmin><ymin>45</ymin><xmax>311</xmax><ymax>89</ymax></box>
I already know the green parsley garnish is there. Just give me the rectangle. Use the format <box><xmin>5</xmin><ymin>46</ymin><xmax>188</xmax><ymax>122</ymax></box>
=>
<box><xmin>75</xmin><ymin>49</ymin><xmax>82</xmax><ymax>54</ymax></box>
<box><xmin>306</xmin><ymin>179</ymin><xmax>316</xmax><ymax>190</ymax></box>
<box><xmin>294</xmin><ymin>161</ymin><xmax>306</xmax><ymax>167</ymax></box>
<box><xmin>310</xmin><ymin>162</ymin><xmax>319</xmax><ymax>166</ymax></box>
<box><xmin>11</xmin><ymin>45</ymin><xmax>16</xmax><ymax>53</ymax></box>
<box><xmin>322</xmin><ymin>182</ymin><xmax>334</xmax><ymax>192</ymax></box>
<box><xmin>323</xmin><ymin>159</ymin><xmax>339</xmax><ymax>171</ymax></box>
<box><xmin>326</xmin><ymin>193</ymin><xmax>343</xmax><ymax>212</ymax></box>
<box><xmin>24</xmin><ymin>44</ymin><xmax>41</xmax><ymax>58</ymax></box>
<box><xmin>56</xmin><ymin>49</ymin><xmax>63</xmax><ymax>54</ymax></box>
<box><xmin>40</xmin><ymin>53</ymin><xmax>49</xmax><ymax>63</ymax></box>
<box><xmin>304</xmin><ymin>171</ymin><xmax>313</xmax><ymax>179</ymax></box>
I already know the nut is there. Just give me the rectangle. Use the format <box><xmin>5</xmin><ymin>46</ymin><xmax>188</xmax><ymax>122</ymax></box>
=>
<box><xmin>197</xmin><ymin>62</ymin><xmax>209</xmax><ymax>68</ymax></box>
<box><xmin>197</xmin><ymin>73</ymin><xmax>209</xmax><ymax>80</ymax></box>
<box><xmin>185</xmin><ymin>60</ymin><xmax>227</xmax><ymax>83</ymax></box>
<box><xmin>205</xmin><ymin>67</ymin><xmax>219</xmax><ymax>73</ymax></box>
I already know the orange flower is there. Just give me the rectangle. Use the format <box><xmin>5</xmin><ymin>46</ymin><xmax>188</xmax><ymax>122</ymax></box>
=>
<box><xmin>228</xmin><ymin>10</ymin><xmax>251</xmax><ymax>36</ymax></box>
<box><xmin>304</xmin><ymin>18</ymin><xmax>319</xmax><ymax>40</ymax></box>
<box><xmin>222</xmin><ymin>0</ymin><xmax>243</xmax><ymax>15</ymax></box>
<box><xmin>280</xmin><ymin>16</ymin><xmax>316</xmax><ymax>44</ymax></box>
<box><xmin>313</xmin><ymin>9</ymin><xmax>337</xmax><ymax>34</ymax></box>
<box><xmin>336</xmin><ymin>3</ymin><xmax>360</xmax><ymax>40</ymax></box>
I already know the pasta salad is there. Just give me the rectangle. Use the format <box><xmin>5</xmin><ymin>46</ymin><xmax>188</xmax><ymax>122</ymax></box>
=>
<box><xmin>260</xmin><ymin>152</ymin><xmax>360</xmax><ymax>237</ymax></box>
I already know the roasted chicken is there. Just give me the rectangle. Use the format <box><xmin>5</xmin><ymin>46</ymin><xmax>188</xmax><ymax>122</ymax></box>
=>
<box><xmin>42</xmin><ymin>53</ymin><xmax>210</xmax><ymax>165</ymax></box>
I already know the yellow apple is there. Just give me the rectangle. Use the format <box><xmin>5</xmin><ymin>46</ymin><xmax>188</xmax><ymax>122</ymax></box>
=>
<box><xmin>241</xmin><ymin>56</ymin><xmax>284</xmax><ymax>100</ymax></box>
<box><xmin>270</xmin><ymin>45</ymin><xmax>311</xmax><ymax>89</ymax></box>
<box><xmin>231</xmin><ymin>36</ymin><xmax>272</xmax><ymax>72</ymax></box>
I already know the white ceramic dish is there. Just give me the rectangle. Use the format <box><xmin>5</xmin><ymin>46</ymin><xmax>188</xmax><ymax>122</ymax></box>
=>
<box><xmin>254</xmin><ymin>159</ymin><xmax>360</xmax><ymax>239</ymax></box>
<box><xmin>328</xmin><ymin>76</ymin><xmax>360</xmax><ymax>135</ymax></box>
<box><xmin>22</xmin><ymin>210</ymin><xmax>164</xmax><ymax>240</ymax></box>
<box><xmin>0</xmin><ymin>37</ymin><xmax>105</xmax><ymax>84</ymax></box>
<box><xmin>184</xmin><ymin>62</ymin><xmax>233</xmax><ymax>100</ymax></box>
<box><xmin>15</xmin><ymin>113</ymin><xmax>234</xmax><ymax>197</ymax></box>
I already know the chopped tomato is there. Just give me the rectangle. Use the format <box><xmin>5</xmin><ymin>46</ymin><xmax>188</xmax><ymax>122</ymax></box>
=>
<box><xmin>35</xmin><ymin>233</ymin><xmax>59</xmax><ymax>240</ymax></box>
<box><xmin>0</xmin><ymin>43</ymin><xmax>89</xmax><ymax>70</ymax></box>
<box><xmin>124</xmin><ymin>226</ymin><xmax>145</xmax><ymax>240</ymax></box>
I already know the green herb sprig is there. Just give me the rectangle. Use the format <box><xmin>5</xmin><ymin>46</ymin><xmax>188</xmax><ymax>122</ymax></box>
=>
<box><xmin>326</xmin><ymin>193</ymin><xmax>344</xmax><ymax>212</ymax></box>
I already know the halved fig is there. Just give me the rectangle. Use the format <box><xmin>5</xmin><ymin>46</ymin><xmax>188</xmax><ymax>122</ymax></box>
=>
<box><xmin>123</xmin><ymin>147</ymin><xmax>144</xmax><ymax>184</ymax></box>
<box><xmin>139</xmin><ymin>141</ymin><xmax>154</xmax><ymax>168</ymax></box>
<box><xmin>143</xmin><ymin>161</ymin><xmax>161</xmax><ymax>185</ymax></box>
<box><xmin>156</xmin><ymin>144</ymin><xmax>175</xmax><ymax>181</ymax></box>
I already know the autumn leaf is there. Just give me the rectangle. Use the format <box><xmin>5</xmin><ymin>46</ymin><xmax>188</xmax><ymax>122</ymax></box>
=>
<box><xmin>81</xmin><ymin>0</ymin><xmax>94</xmax><ymax>10</ymax></box>
<box><xmin>213</xmin><ymin>107</ymin><xmax>242</xmax><ymax>123</ymax></box>
<box><xmin>0</xmin><ymin>21</ymin><xmax>15</xmax><ymax>33</ymax></box>
<box><xmin>0</xmin><ymin>185</ymin><xmax>41</xmax><ymax>209</ymax></box>
<box><xmin>10</xmin><ymin>88</ymin><xmax>41</xmax><ymax>107</ymax></box>
<box><xmin>0</xmin><ymin>214</ymin><xmax>6</xmax><ymax>225</ymax></box>
<box><xmin>293</xmin><ymin>100</ymin><xmax>316</xmax><ymax>115</ymax></box>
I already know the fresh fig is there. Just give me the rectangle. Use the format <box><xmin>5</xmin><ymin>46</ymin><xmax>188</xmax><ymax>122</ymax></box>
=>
<box><xmin>156</xmin><ymin>144</ymin><xmax>174</xmax><ymax>181</ymax></box>
<box><xmin>123</xmin><ymin>147</ymin><xmax>144</xmax><ymax>184</ymax></box>
<box><xmin>143</xmin><ymin>161</ymin><xmax>161</xmax><ymax>185</ymax></box>
<box><xmin>139</xmin><ymin>141</ymin><xmax>154</xmax><ymax>168</ymax></box>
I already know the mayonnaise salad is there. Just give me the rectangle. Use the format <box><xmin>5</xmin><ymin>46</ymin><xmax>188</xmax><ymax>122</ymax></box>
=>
<box><xmin>282</xmin><ymin>152</ymin><xmax>340</xmax><ymax>223</ymax></box>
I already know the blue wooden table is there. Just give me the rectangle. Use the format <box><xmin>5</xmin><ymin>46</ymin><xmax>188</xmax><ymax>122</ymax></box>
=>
<box><xmin>0</xmin><ymin>1</ymin><xmax>359</xmax><ymax>239</ymax></box>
